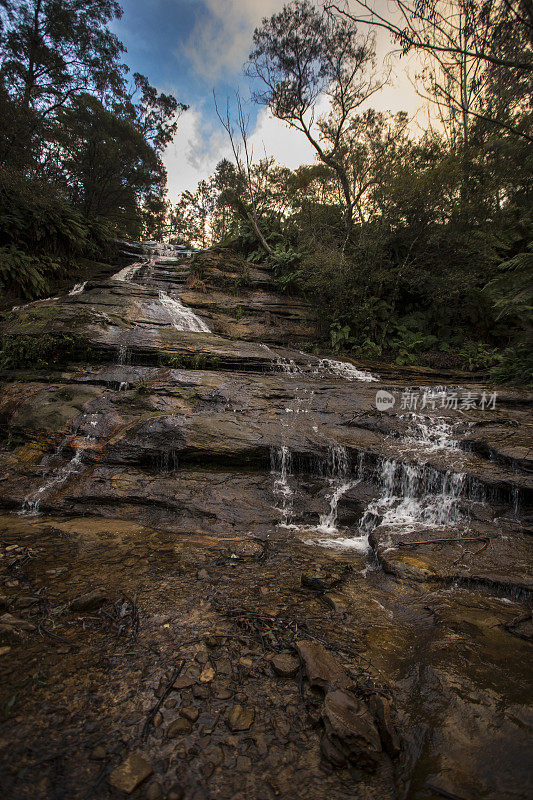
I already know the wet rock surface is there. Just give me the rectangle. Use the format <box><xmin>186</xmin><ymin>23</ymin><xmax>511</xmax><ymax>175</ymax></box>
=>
<box><xmin>0</xmin><ymin>243</ymin><xmax>531</xmax><ymax>799</ymax></box>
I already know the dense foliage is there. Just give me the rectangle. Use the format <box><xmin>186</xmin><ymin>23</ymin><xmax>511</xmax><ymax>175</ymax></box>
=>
<box><xmin>0</xmin><ymin>0</ymin><xmax>186</xmax><ymax>301</ymax></box>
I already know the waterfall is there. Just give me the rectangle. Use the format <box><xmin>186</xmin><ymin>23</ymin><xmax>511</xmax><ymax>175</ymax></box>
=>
<box><xmin>402</xmin><ymin>413</ymin><xmax>460</xmax><ymax>452</ymax></box>
<box><xmin>158</xmin><ymin>290</ymin><xmax>210</xmax><ymax>333</ymax></box>
<box><xmin>21</xmin><ymin>449</ymin><xmax>84</xmax><ymax>516</ymax></box>
<box><xmin>317</xmin><ymin>446</ymin><xmax>353</xmax><ymax>533</ymax></box>
<box><xmin>20</xmin><ymin>412</ymin><xmax>99</xmax><ymax>516</ymax></box>
<box><xmin>112</xmin><ymin>261</ymin><xmax>144</xmax><ymax>282</ymax></box>
<box><xmin>359</xmin><ymin>458</ymin><xmax>465</xmax><ymax>534</ymax></box>
<box><xmin>69</xmin><ymin>281</ymin><xmax>86</xmax><ymax>296</ymax></box>
<box><xmin>117</xmin><ymin>345</ymin><xmax>130</xmax><ymax>365</ymax></box>
<box><xmin>276</xmin><ymin>356</ymin><xmax>301</xmax><ymax>375</ymax></box>
<box><xmin>271</xmin><ymin>445</ymin><xmax>294</xmax><ymax>528</ymax></box>
<box><xmin>316</xmin><ymin>358</ymin><xmax>377</xmax><ymax>382</ymax></box>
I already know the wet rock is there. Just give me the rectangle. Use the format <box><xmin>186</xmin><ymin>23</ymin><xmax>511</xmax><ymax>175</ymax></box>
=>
<box><xmin>145</xmin><ymin>782</ymin><xmax>162</xmax><ymax>800</ymax></box>
<box><xmin>230</xmin><ymin>541</ymin><xmax>264</xmax><ymax>558</ymax></box>
<box><xmin>367</xmin><ymin>694</ymin><xmax>401</xmax><ymax>758</ymax></box>
<box><xmin>173</xmin><ymin>675</ymin><xmax>195</xmax><ymax>690</ymax></box>
<box><xmin>69</xmin><ymin>588</ymin><xmax>108</xmax><ymax>612</ymax></box>
<box><xmin>0</xmin><ymin>646</ymin><xmax>11</xmax><ymax>656</ymax></box>
<box><xmin>301</xmin><ymin>574</ymin><xmax>331</xmax><ymax>593</ymax></box>
<box><xmin>296</xmin><ymin>640</ymin><xmax>352</xmax><ymax>691</ymax></box>
<box><xmin>0</xmin><ymin>595</ymin><xmax>8</xmax><ymax>610</ymax></box>
<box><xmin>239</xmin><ymin>657</ymin><xmax>253</xmax><ymax>668</ymax></box>
<box><xmin>271</xmin><ymin>653</ymin><xmax>300</xmax><ymax>678</ymax></box>
<box><xmin>193</xmin><ymin>685</ymin><xmax>209</xmax><ymax>699</ymax></box>
<box><xmin>199</xmin><ymin>665</ymin><xmax>215</xmax><ymax>682</ymax></box>
<box><xmin>167</xmin><ymin>718</ymin><xmax>192</xmax><ymax>737</ymax></box>
<box><xmin>323</xmin><ymin>689</ymin><xmax>382</xmax><ymax>770</ymax></box>
<box><xmin>236</xmin><ymin>755</ymin><xmax>252</xmax><ymax>771</ymax></box>
<box><xmin>227</xmin><ymin>705</ymin><xmax>255</xmax><ymax>731</ymax></box>
<box><xmin>13</xmin><ymin>596</ymin><xmax>39</xmax><ymax>609</ymax></box>
<box><xmin>108</xmin><ymin>753</ymin><xmax>153</xmax><ymax>793</ymax></box>
<box><xmin>180</xmin><ymin>706</ymin><xmax>199</xmax><ymax>722</ymax></box>
<box><xmin>322</xmin><ymin>592</ymin><xmax>349</xmax><ymax>613</ymax></box>
<box><xmin>0</xmin><ymin>613</ymin><xmax>36</xmax><ymax>631</ymax></box>
<box><xmin>197</xmin><ymin>569</ymin><xmax>209</xmax><ymax>580</ymax></box>
<box><xmin>164</xmin><ymin>698</ymin><xmax>177</xmax><ymax>709</ymax></box>
<box><xmin>215</xmin><ymin>687</ymin><xmax>233</xmax><ymax>700</ymax></box>
<box><xmin>167</xmin><ymin>787</ymin><xmax>184</xmax><ymax>800</ymax></box>
<box><xmin>153</xmin><ymin>712</ymin><xmax>163</xmax><ymax>728</ymax></box>
<box><xmin>320</xmin><ymin>734</ymin><xmax>346</xmax><ymax>767</ymax></box>
<box><xmin>195</xmin><ymin>650</ymin><xmax>209</xmax><ymax>664</ymax></box>
<box><xmin>90</xmin><ymin>745</ymin><xmax>106</xmax><ymax>760</ymax></box>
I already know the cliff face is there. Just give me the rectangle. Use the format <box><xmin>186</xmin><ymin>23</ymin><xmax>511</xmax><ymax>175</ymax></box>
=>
<box><xmin>0</xmin><ymin>244</ymin><xmax>531</xmax><ymax>800</ymax></box>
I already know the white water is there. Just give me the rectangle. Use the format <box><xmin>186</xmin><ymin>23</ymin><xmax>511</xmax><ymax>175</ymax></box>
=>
<box><xmin>112</xmin><ymin>262</ymin><xmax>144</xmax><ymax>282</ymax></box>
<box><xmin>359</xmin><ymin>458</ymin><xmax>465</xmax><ymax>535</ymax></box>
<box><xmin>271</xmin><ymin>445</ymin><xmax>294</xmax><ymax>527</ymax></box>
<box><xmin>316</xmin><ymin>358</ymin><xmax>377</xmax><ymax>382</ymax></box>
<box><xmin>402</xmin><ymin>413</ymin><xmax>460</xmax><ymax>453</ymax></box>
<box><xmin>158</xmin><ymin>290</ymin><xmax>210</xmax><ymax>333</ymax></box>
<box><xmin>69</xmin><ymin>281</ymin><xmax>86</xmax><ymax>295</ymax></box>
<box><xmin>20</xmin><ymin>412</ymin><xmax>99</xmax><ymax>516</ymax></box>
<box><xmin>21</xmin><ymin>448</ymin><xmax>84</xmax><ymax>516</ymax></box>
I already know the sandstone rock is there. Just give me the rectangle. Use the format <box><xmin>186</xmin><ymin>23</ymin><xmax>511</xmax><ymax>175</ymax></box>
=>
<box><xmin>180</xmin><ymin>706</ymin><xmax>199</xmax><ymax>722</ymax></box>
<box><xmin>173</xmin><ymin>675</ymin><xmax>195</xmax><ymax>690</ymax></box>
<box><xmin>296</xmin><ymin>640</ymin><xmax>352</xmax><ymax>691</ymax></box>
<box><xmin>322</xmin><ymin>592</ymin><xmax>349</xmax><ymax>613</ymax></box>
<box><xmin>227</xmin><ymin>705</ymin><xmax>254</xmax><ymax>731</ymax></box>
<box><xmin>167</xmin><ymin>718</ymin><xmax>192</xmax><ymax>737</ymax></box>
<box><xmin>271</xmin><ymin>653</ymin><xmax>300</xmax><ymax>678</ymax></box>
<box><xmin>0</xmin><ymin>613</ymin><xmax>35</xmax><ymax>631</ymax></box>
<box><xmin>366</xmin><ymin>695</ymin><xmax>400</xmax><ymax>757</ymax></box>
<box><xmin>199</xmin><ymin>665</ymin><xmax>215</xmax><ymax>682</ymax></box>
<box><xmin>145</xmin><ymin>781</ymin><xmax>162</xmax><ymax>800</ymax></box>
<box><xmin>323</xmin><ymin>689</ymin><xmax>382</xmax><ymax>770</ymax></box>
<box><xmin>108</xmin><ymin>753</ymin><xmax>153</xmax><ymax>793</ymax></box>
<box><xmin>69</xmin><ymin>588</ymin><xmax>108</xmax><ymax>612</ymax></box>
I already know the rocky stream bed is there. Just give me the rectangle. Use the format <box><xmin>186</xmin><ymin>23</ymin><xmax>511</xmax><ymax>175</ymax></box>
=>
<box><xmin>0</xmin><ymin>244</ymin><xmax>531</xmax><ymax>800</ymax></box>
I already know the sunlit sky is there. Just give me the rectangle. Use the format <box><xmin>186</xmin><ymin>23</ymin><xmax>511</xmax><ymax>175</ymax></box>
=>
<box><xmin>114</xmin><ymin>1</ymin><xmax>425</xmax><ymax>201</ymax></box>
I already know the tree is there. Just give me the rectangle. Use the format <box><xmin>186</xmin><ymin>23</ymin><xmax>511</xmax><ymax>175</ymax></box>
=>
<box><xmin>0</xmin><ymin>0</ymin><xmax>127</xmax><ymax>116</ymax></box>
<box><xmin>326</xmin><ymin>0</ymin><xmax>533</xmax><ymax>144</ymax></box>
<box><xmin>120</xmin><ymin>72</ymin><xmax>188</xmax><ymax>155</ymax></box>
<box><xmin>247</xmin><ymin>0</ymin><xmax>386</xmax><ymax>233</ymax></box>
<box><xmin>214</xmin><ymin>92</ymin><xmax>274</xmax><ymax>255</ymax></box>
<box><xmin>55</xmin><ymin>94</ymin><xmax>165</xmax><ymax>234</ymax></box>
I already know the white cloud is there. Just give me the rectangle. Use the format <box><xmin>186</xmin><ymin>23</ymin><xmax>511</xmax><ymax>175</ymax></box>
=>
<box><xmin>248</xmin><ymin>109</ymin><xmax>317</xmax><ymax>170</ymax></box>
<box><xmin>162</xmin><ymin>106</ymin><xmax>231</xmax><ymax>200</ymax></box>
<box><xmin>183</xmin><ymin>0</ymin><xmax>286</xmax><ymax>80</ymax></box>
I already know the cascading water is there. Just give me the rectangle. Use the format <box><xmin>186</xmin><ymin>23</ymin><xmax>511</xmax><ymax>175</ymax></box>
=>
<box><xmin>317</xmin><ymin>446</ymin><xmax>354</xmax><ymax>533</ymax></box>
<box><xmin>69</xmin><ymin>281</ymin><xmax>86</xmax><ymax>295</ymax></box>
<box><xmin>112</xmin><ymin>261</ymin><xmax>144</xmax><ymax>282</ymax></box>
<box><xmin>158</xmin><ymin>290</ymin><xmax>210</xmax><ymax>333</ymax></box>
<box><xmin>271</xmin><ymin>445</ymin><xmax>294</xmax><ymax>528</ymax></box>
<box><xmin>315</xmin><ymin>358</ymin><xmax>377</xmax><ymax>382</ymax></box>
<box><xmin>359</xmin><ymin>457</ymin><xmax>465</xmax><ymax>535</ymax></box>
<box><xmin>402</xmin><ymin>412</ymin><xmax>460</xmax><ymax>452</ymax></box>
<box><xmin>20</xmin><ymin>413</ymin><xmax>99</xmax><ymax>516</ymax></box>
<box><xmin>21</xmin><ymin>449</ymin><xmax>84</xmax><ymax>516</ymax></box>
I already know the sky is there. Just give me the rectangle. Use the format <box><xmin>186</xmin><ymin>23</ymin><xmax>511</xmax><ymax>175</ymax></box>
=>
<box><xmin>113</xmin><ymin>0</ymin><xmax>425</xmax><ymax>201</ymax></box>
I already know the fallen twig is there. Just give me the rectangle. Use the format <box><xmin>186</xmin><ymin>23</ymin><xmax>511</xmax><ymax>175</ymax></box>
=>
<box><xmin>141</xmin><ymin>660</ymin><xmax>184</xmax><ymax>741</ymax></box>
